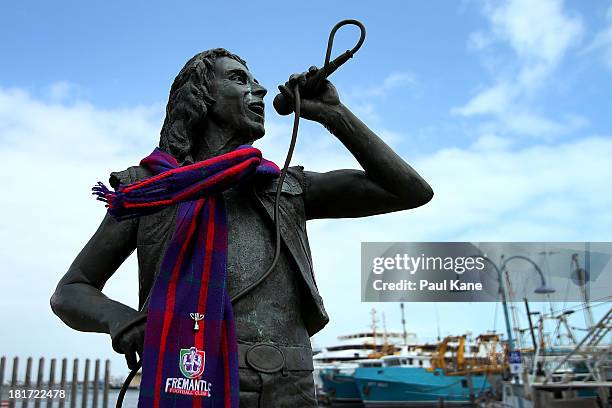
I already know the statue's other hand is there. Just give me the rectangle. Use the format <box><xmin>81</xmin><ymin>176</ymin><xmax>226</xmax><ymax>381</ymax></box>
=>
<box><xmin>115</xmin><ymin>321</ymin><xmax>146</xmax><ymax>370</ymax></box>
<box><xmin>278</xmin><ymin>66</ymin><xmax>340</xmax><ymax>123</ymax></box>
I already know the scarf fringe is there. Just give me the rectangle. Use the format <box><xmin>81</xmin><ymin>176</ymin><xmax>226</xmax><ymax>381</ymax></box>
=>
<box><xmin>92</xmin><ymin>181</ymin><xmax>127</xmax><ymax>220</ymax></box>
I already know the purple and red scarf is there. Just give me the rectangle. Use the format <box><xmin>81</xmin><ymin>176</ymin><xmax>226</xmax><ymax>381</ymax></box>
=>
<box><xmin>93</xmin><ymin>146</ymin><xmax>280</xmax><ymax>408</ymax></box>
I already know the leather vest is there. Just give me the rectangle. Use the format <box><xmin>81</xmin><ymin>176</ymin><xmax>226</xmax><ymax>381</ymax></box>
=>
<box><xmin>109</xmin><ymin>164</ymin><xmax>329</xmax><ymax>337</ymax></box>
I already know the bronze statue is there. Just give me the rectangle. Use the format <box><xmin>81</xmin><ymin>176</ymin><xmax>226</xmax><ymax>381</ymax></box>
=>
<box><xmin>51</xmin><ymin>48</ymin><xmax>433</xmax><ymax>407</ymax></box>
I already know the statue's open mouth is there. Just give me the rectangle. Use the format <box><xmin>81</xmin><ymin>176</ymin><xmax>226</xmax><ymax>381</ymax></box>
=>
<box><xmin>248</xmin><ymin>101</ymin><xmax>265</xmax><ymax>117</ymax></box>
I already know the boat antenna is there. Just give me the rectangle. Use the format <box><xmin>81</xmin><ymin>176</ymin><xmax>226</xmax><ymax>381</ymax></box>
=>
<box><xmin>434</xmin><ymin>303</ymin><xmax>441</xmax><ymax>341</ymax></box>
<box><xmin>524</xmin><ymin>297</ymin><xmax>538</xmax><ymax>350</ymax></box>
<box><xmin>503</xmin><ymin>265</ymin><xmax>523</xmax><ymax>350</ymax></box>
<box><xmin>382</xmin><ymin>312</ymin><xmax>389</xmax><ymax>354</ymax></box>
<box><xmin>400</xmin><ymin>303</ymin><xmax>408</xmax><ymax>346</ymax></box>
<box><xmin>571</xmin><ymin>250</ymin><xmax>594</xmax><ymax>329</ymax></box>
<box><xmin>370</xmin><ymin>308</ymin><xmax>378</xmax><ymax>351</ymax></box>
<box><xmin>539</xmin><ymin>248</ymin><xmax>558</xmax><ymax>317</ymax></box>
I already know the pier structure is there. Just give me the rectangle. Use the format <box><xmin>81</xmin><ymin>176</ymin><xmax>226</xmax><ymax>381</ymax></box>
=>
<box><xmin>0</xmin><ymin>357</ymin><xmax>111</xmax><ymax>408</ymax></box>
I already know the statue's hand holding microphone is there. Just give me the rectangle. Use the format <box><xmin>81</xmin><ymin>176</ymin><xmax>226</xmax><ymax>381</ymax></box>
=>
<box><xmin>273</xmin><ymin>19</ymin><xmax>366</xmax><ymax>123</ymax></box>
<box><xmin>275</xmin><ymin>66</ymin><xmax>341</xmax><ymax>124</ymax></box>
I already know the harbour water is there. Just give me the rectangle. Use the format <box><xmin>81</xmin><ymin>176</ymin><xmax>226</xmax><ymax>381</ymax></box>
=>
<box><xmin>1</xmin><ymin>389</ymin><xmax>140</xmax><ymax>408</ymax></box>
<box><xmin>80</xmin><ymin>390</ymin><xmax>367</xmax><ymax>408</ymax></box>
<box><xmin>105</xmin><ymin>391</ymin><xmax>362</xmax><ymax>408</ymax></box>
<box><xmin>20</xmin><ymin>389</ymin><xmax>360</xmax><ymax>408</ymax></box>
<box><xmin>102</xmin><ymin>391</ymin><xmax>448</xmax><ymax>407</ymax></box>
<box><xmin>109</xmin><ymin>389</ymin><xmax>139</xmax><ymax>407</ymax></box>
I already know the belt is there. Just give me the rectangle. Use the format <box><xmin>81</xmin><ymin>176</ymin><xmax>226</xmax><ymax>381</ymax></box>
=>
<box><xmin>238</xmin><ymin>342</ymin><xmax>313</xmax><ymax>373</ymax></box>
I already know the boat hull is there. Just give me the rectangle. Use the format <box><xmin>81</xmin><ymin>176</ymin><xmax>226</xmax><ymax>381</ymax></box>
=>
<box><xmin>319</xmin><ymin>368</ymin><xmax>362</xmax><ymax>403</ymax></box>
<box><xmin>353</xmin><ymin>367</ymin><xmax>490</xmax><ymax>405</ymax></box>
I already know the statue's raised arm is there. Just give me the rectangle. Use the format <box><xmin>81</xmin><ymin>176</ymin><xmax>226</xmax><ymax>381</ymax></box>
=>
<box><xmin>277</xmin><ymin>68</ymin><xmax>433</xmax><ymax>220</ymax></box>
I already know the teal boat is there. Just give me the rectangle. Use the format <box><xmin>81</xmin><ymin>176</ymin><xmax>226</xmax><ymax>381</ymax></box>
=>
<box><xmin>313</xmin><ymin>326</ymin><xmax>409</xmax><ymax>403</ymax></box>
<box><xmin>319</xmin><ymin>365</ymin><xmax>361</xmax><ymax>403</ymax></box>
<box><xmin>353</xmin><ymin>355</ymin><xmax>491</xmax><ymax>406</ymax></box>
<box><xmin>319</xmin><ymin>360</ymin><xmax>384</xmax><ymax>403</ymax></box>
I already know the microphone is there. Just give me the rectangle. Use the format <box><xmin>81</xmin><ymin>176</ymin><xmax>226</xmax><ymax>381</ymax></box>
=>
<box><xmin>273</xmin><ymin>50</ymin><xmax>355</xmax><ymax>115</ymax></box>
<box><xmin>273</xmin><ymin>19</ymin><xmax>366</xmax><ymax>116</ymax></box>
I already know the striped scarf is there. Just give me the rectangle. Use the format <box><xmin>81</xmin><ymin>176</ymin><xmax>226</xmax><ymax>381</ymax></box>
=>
<box><xmin>93</xmin><ymin>146</ymin><xmax>280</xmax><ymax>407</ymax></box>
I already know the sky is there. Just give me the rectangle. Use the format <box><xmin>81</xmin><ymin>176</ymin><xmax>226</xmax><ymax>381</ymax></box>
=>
<box><xmin>1</xmin><ymin>0</ymin><xmax>612</xmax><ymax>378</ymax></box>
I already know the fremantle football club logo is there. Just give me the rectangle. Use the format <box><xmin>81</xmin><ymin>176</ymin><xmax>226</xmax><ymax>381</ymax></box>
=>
<box><xmin>179</xmin><ymin>347</ymin><xmax>205</xmax><ymax>379</ymax></box>
<box><xmin>164</xmin><ymin>346</ymin><xmax>211</xmax><ymax>397</ymax></box>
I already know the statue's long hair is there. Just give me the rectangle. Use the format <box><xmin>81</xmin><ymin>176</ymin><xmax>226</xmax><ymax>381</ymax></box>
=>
<box><xmin>159</xmin><ymin>48</ymin><xmax>247</xmax><ymax>165</ymax></box>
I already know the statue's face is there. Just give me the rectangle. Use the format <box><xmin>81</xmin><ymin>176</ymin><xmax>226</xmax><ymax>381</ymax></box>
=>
<box><xmin>208</xmin><ymin>57</ymin><xmax>267</xmax><ymax>142</ymax></box>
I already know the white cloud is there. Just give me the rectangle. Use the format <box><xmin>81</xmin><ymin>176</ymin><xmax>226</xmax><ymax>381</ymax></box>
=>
<box><xmin>487</xmin><ymin>0</ymin><xmax>582</xmax><ymax>73</ymax></box>
<box><xmin>309</xmin><ymin>133</ymin><xmax>612</xmax><ymax>347</ymax></box>
<box><xmin>2</xmin><ymin>86</ymin><xmax>612</xmax><ymax>375</ymax></box>
<box><xmin>45</xmin><ymin>81</ymin><xmax>82</xmax><ymax>102</ymax></box>
<box><xmin>339</xmin><ymin>71</ymin><xmax>416</xmax><ymax>123</ymax></box>
<box><xmin>412</xmin><ymin>136</ymin><xmax>612</xmax><ymax>241</ymax></box>
<box><xmin>365</xmin><ymin>72</ymin><xmax>416</xmax><ymax>97</ymax></box>
<box><xmin>471</xmin><ymin>134</ymin><xmax>513</xmax><ymax>151</ymax></box>
<box><xmin>452</xmin><ymin>83</ymin><xmax>514</xmax><ymax>116</ymax></box>
<box><xmin>586</xmin><ymin>5</ymin><xmax>612</xmax><ymax>70</ymax></box>
<box><xmin>500</xmin><ymin>112</ymin><xmax>588</xmax><ymax>137</ymax></box>
<box><xmin>454</xmin><ymin>0</ymin><xmax>584</xmax><ymax>138</ymax></box>
<box><xmin>468</xmin><ymin>30</ymin><xmax>493</xmax><ymax>51</ymax></box>
<box><xmin>0</xmin><ymin>85</ymin><xmax>163</xmax><ymax>377</ymax></box>
<box><xmin>0</xmin><ymin>86</ymin><xmax>162</xmax><ymax>159</ymax></box>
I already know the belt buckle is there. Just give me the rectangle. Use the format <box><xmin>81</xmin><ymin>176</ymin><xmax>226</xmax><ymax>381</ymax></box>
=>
<box><xmin>245</xmin><ymin>343</ymin><xmax>286</xmax><ymax>374</ymax></box>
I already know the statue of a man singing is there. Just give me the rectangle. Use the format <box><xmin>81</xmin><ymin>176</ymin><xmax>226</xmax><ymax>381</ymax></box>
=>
<box><xmin>51</xmin><ymin>48</ymin><xmax>433</xmax><ymax>407</ymax></box>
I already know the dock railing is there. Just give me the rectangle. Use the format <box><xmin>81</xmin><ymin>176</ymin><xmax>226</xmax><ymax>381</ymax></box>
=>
<box><xmin>0</xmin><ymin>357</ymin><xmax>111</xmax><ymax>408</ymax></box>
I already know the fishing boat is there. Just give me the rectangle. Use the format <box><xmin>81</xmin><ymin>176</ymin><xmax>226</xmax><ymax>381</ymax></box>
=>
<box><xmin>354</xmin><ymin>359</ymin><xmax>490</xmax><ymax>406</ymax></box>
<box><xmin>489</xmin><ymin>307</ymin><xmax>612</xmax><ymax>408</ymax></box>
<box><xmin>353</xmin><ymin>334</ymin><xmax>502</xmax><ymax>406</ymax></box>
<box><xmin>478</xmin><ymin>249</ymin><xmax>612</xmax><ymax>407</ymax></box>
<box><xmin>319</xmin><ymin>360</ymin><xmax>383</xmax><ymax>404</ymax></box>
<box><xmin>314</xmin><ymin>330</ymin><xmax>410</xmax><ymax>403</ymax></box>
<box><xmin>314</xmin><ymin>308</ymin><xmax>413</xmax><ymax>403</ymax></box>
<box><xmin>313</xmin><ymin>330</ymin><xmax>410</xmax><ymax>364</ymax></box>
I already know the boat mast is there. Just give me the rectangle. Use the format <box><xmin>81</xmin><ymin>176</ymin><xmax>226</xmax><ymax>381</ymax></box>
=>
<box><xmin>523</xmin><ymin>298</ymin><xmax>538</xmax><ymax>350</ymax></box>
<box><xmin>584</xmin><ymin>243</ymin><xmax>594</xmax><ymax>328</ymax></box>
<box><xmin>370</xmin><ymin>308</ymin><xmax>378</xmax><ymax>352</ymax></box>
<box><xmin>505</xmin><ymin>268</ymin><xmax>523</xmax><ymax>350</ymax></box>
<box><xmin>434</xmin><ymin>303</ymin><xmax>441</xmax><ymax>341</ymax></box>
<box><xmin>400</xmin><ymin>303</ymin><xmax>408</xmax><ymax>346</ymax></box>
<box><xmin>382</xmin><ymin>312</ymin><xmax>389</xmax><ymax>354</ymax></box>
<box><xmin>572</xmin><ymin>250</ymin><xmax>594</xmax><ymax>329</ymax></box>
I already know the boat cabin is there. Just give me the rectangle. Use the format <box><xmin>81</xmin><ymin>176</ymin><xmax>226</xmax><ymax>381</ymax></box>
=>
<box><xmin>381</xmin><ymin>354</ymin><xmax>432</xmax><ymax>369</ymax></box>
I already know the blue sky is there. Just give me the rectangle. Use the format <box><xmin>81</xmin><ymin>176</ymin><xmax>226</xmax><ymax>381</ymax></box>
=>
<box><xmin>2</xmin><ymin>0</ymin><xmax>611</xmax><ymax>158</ymax></box>
<box><xmin>1</xmin><ymin>0</ymin><xmax>612</xmax><ymax>377</ymax></box>
<box><xmin>2</xmin><ymin>0</ymin><xmax>611</xmax><ymax>150</ymax></box>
